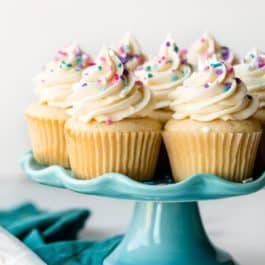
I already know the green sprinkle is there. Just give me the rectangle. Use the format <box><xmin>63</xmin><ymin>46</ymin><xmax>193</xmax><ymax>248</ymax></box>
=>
<box><xmin>124</xmin><ymin>45</ymin><xmax>130</xmax><ymax>51</ymax></box>
<box><xmin>147</xmin><ymin>73</ymin><xmax>153</xmax><ymax>79</ymax></box>
<box><xmin>145</xmin><ymin>65</ymin><xmax>151</xmax><ymax>72</ymax></box>
<box><xmin>224</xmin><ymin>87</ymin><xmax>230</xmax><ymax>92</ymax></box>
<box><xmin>250</xmin><ymin>54</ymin><xmax>255</xmax><ymax>58</ymax></box>
<box><xmin>173</xmin><ymin>45</ymin><xmax>179</xmax><ymax>53</ymax></box>
<box><xmin>118</xmin><ymin>63</ymin><xmax>122</xmax><ymax>68</ymax></box>
<box><xmin>98</xmin><ymin>65</ymin><xmax>102</xmax><ymax>71</ymax></box>
<box><xmin>210</xmin><ymin>62</ymin><xmax>222</xmax><ymax>68</ymax></box>
<box><xmin>76</xmin><ymin>57</ymin><xmax>82</xmax><ymax>65</ymax></box>
<box><xmin>66</xmin><ymin>63</ymin><xmax>72</xmax><ymax>68</ymax></box>
<box><xmin>171</xmin><ymin>73</ymin><xmax>178</xmax><ymax>81</ymax></box>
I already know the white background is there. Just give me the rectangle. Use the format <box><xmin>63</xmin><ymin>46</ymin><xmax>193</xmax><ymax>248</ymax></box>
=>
<box><xmin>1</xmin><ymin>0</ymin><xmax>265</xmax><ymax>177</ymax></box>
<box><xmin>0</xmin><ymin>1</ymin><xmax>265</xmax><ymax>265</ymax></box>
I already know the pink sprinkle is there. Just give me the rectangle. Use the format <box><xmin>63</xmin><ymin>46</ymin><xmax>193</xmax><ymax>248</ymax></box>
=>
<box><xmin>205</xmin><ymin>52</ymin><xmax>211</xmax><ymax>59</ymax></box>
<box><xmin>106</xmin><ymin>118</ymin><xmax>113</xmax><ymax>125</ymax></box>
<box><xmin>135</xmin><ymin>80</ymin><xmax>143</xmax><ymax>87</ymax></box>
<box><xmin>41</xmin><ymin>79</ymin><xmax>45</xmax><ymax>83</ymax></box>
<box><xmin>119</xmin><ymin>47</ymin><xmax>125</xmax><ymax>54</ymax></box>
<box><xmin>161</xmin><ymin>56</ymin><xmax>166</xmax><ymax>60</ymax></box>
<box><xmin>204</xmin><ymin>66</ymin><xmax>210</xmax><ymax>71</ymax></box>
<box><xmin>58</xmin><ymin>50</ymin><xmax>68</xmax><ymax>56</ymax></box>
<box><xmin>158</xmin><ymin>60</ymin><xmax>162</xmax><ymax>64</ymax></box>
<box><xmin>114</xmin><ymin>73</ymin><xmax>119</xmax><ymax>80</ymax></box>
<box><xmin>200</xmin><ymin>37</ymin><xmax>205</xmax><ymax>42</ymax></box>
<box><xmin>180</xmin><ymin>49</ymin><xmax>188</xmax><ymax>55</ymax></box>
<box><xmin>97</xmin><ymin>79</ymin><xmax>102</xmax><ymax>83</ymax></box>
<box><xmin>100</xmin><ymin>56</ymin><xmax>106</xmax><ymax>62</ymax></box>
<box><xmin>227</xmin><ymin>66</ymin><xmax>234</xmax><ymax>74</ymax></box>
<box><xmin>53</xmin><ymin>56</ymin><xmax>60</xmax><ymax>62</ymax></box>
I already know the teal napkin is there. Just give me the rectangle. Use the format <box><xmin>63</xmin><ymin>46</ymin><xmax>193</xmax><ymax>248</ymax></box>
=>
<box><xmin>0</xmin><ymin>203</ymin><xmax>122</xmax><ymax>265</ymax></box>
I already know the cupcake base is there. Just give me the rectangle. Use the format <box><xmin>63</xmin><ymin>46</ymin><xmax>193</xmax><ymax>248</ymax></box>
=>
<box><xmin>65</xmin><ymin>118</ymin><xmax>162</xmax><ymax>181</ymax></box>
<box><xmin>26</xmin><ymin>103</ymin><xmax>70</xmax><ymax>168</ymax></box>
<box><xmin>163</xmin><ymin>119</ymin><xmax>262</xmax><ymax>182</ymax></box>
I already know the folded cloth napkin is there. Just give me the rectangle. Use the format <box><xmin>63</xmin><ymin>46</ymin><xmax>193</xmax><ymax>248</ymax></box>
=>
<box><xmin>0</xmin><ymin>203</ymin><xmax>122</xmax><ymax>265</ymax></box>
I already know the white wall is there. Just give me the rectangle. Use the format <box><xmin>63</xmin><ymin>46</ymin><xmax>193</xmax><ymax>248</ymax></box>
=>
<box><xmin>1</xmin><ymin>0</ymin><xmax>265</xmax><ymax>177</ymax></box>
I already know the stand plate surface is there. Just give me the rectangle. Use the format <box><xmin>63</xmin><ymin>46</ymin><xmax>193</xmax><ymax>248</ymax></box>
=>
<box><xmin>21</xmin><ymin>151</ymin><xmax>265</xmax><ymax>202</ymax></box>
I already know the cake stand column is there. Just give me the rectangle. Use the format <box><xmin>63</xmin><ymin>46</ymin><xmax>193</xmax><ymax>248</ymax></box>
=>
<box><xmin>103</xmin><ymin>201</ymin><xmax>237</xmax><ymax>265</ymax></box>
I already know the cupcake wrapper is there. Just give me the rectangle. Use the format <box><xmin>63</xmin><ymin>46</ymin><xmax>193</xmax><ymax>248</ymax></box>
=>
<box><xmin>254</xmin><ymin>123</ymin><xmax>265</xmax><ymax>174</ymax></box>
<box><xmin>163</xmin><ymin>131</ymin><xmax>262</xmax><ymax>182</ymax></box>
<box><xmin>65</xmin><ymin>128</ymin><xmax>161</xmax><ymax>181</ymax></box>
<box><xmin>26</xmin><ymin>115</ymin><xmax>69</xmax><ymax>168</ymax></box>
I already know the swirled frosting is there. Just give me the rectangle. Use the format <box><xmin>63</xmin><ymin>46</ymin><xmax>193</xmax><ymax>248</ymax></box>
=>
<box><xmin>187</xmin><ymin>33</ymin><xmax>236</xmax><ymax>69</ymax></box>
<box><xmin>170</xmin><ymin>59</ymin><xmax>259</xmax><ymax>121</ymax></box>
<box><xmin>68</xmin><ymin>48</ymin><xmax>153</xmax><ymax>123</ymax></box>
<box><xmin>135</xmin><ymin>36</ymin><xmax>192</xmax><ymax>122</ymax></box>
<box><xmin>33</xmin><ymin>44</ymin><xmax>94</xmax><ymax>109</ymax></box>
<box><xmin>234</xmin><ymin>48</ymin><xmax>265</xmax><ymax>108</ymax></box>
<box><xmin>116</xmin><ymin>33</ymin><xmax>146</xmax><ymax>71</ymax></box>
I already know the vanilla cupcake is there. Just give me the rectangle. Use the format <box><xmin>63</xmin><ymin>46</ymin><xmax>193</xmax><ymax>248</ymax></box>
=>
<box><xmin>65</xmin><ymin>48</ymin><xmax>162</xmax><ymax>181</ymax></box>
<box><xmin>116</xmin><ymin>33</ymin><xmax>146</xmax><ymax>71</ymax></box>
<box><xmin>26</xmin><ymin>44</ymin><xmax>93</xmax><ymax>167</ymax></box>
<box><xmin>187</xmin><ymin>32</ymin><xmax>237</xmax><ymax>70</ymax></box>
<box><xmin>235</xmin><ymin>48</ymin><xmax>265</xmax><ymax>173</ymax></box>
<box><xmin>163</xmin><ymin>59</ymin><xmax>261</xmax><ymax>182</ymax></box>
<box><xmin>135</xmin><ymin>36</ymin><xmax>192</xmax><ymax>122</ymax></box>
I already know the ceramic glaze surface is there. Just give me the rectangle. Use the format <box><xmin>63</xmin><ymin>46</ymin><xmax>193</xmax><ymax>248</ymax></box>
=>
<box><xmin>21</xmin><ymin>151</ymin><xmax>265</xmax><ymax>202</ymax></box>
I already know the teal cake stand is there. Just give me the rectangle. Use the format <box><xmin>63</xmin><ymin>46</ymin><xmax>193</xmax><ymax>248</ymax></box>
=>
<box><xmin>21</xmin><ymin>151</ymin><xmax>265</xmax><ymax>265</ymax></box>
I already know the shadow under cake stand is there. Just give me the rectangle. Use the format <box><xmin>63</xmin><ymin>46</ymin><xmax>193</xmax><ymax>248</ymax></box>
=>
<box><xmin>21</xmin><ymin>151</ymin><xmax>265</xmax><ymax>265</ymax></box>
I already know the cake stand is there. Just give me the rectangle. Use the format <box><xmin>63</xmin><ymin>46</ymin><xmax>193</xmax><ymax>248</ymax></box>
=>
<box><xmin>21</xmin><ymin>151</ymin><xmax>265</xmax><ymax>265</ymax></box>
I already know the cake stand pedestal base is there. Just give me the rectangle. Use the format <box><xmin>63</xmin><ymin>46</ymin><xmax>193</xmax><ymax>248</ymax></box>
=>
<box><xmin>104</xmin><ymin>202</ymin><xmax>237</xmax><ymax>265</ymax></box>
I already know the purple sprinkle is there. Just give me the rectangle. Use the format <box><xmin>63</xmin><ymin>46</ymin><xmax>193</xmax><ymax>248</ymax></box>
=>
<box><xmin>204</xmin><ymin>83</ymin><xmax>209</xmax><ymax>88</ymax></box>
<box><xmin>181</xmin><ymin>58</ymin><xmax>187</xmax><ymax>64</ymax></box>
<box><xmin>224</xmin><ymin>82</ymin><xmax>232</xmax><ymax>88</ymax></box>
<box><xmin>81</xmin><ymin>83</ymin><xmax>87</xmax><ymax>87</ymax></box>
<box><xmin>221</xmin><ymin>46</ymin><xmax>229</xmax><ymax>61</ymax></box>
<box><xmin>215</xmin><ymin>69</ymin><xmax>223</xmax><ymax>75</ymax></box>
<box><xmin>120</xmin><ymin>55</ymin><xmax>129</xmax><ymax>64</ymax></box>
<box><xmin>234</xmin><ymin>77</ymin><xmax>241</xmax><ymax>84</ymax></box>
<box><xmin>120</xmin><ymin>75</ymin><xmax>125</xmax><ymax>81</ymax></box>
<box><xmin>166</xmin><ymin>41</ymin><xmax>171</xmax><ymax>47</ymax></box>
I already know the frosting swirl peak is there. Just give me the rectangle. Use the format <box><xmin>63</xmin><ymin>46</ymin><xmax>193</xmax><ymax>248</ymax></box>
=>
<box><xmin>135</xmin><ymin>35</ymin><xmax>192</xmax><ymax>121</ymax></box>
<box><xmin>33</xmin><ymin>44</ymin><xmax>93</xmax><ymax>109</ymax></box>
<box><xmin>68</xmin><ymin>48</ymin><xmax>153</xmax><ymax>123</ymax></box>
<box><xmin>170</xmin><ymin>59</ymin><xmax>259</xmax><ymax>121</ymax></box>
<box><xmin>187</xmin><ymin>32</ymin><xmax>235</xmax><ymax>69</ymax></box>
<box><xmin>116</xmin><ymin>33</ymin><xmax>146</xmax><ymax>71</ymax></box>
<box><xmin>234</xmin><ymin>48</ymin><xmax>265</xmax><ymax>108</ymax></box>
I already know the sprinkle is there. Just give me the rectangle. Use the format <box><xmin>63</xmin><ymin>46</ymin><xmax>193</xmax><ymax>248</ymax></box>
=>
<box><xmin>145</xmin><ymin>65</ymin><xmax>151</xmax><ymax>71</ymax></box>
<box><xmin>166</xmin><ymin>59</ymin><xmax>173</xmax><ymax>64</ymax></box>
<box><xmin>173</xmin><ymin>45</ymin><xmax>179</xmax><ymax>53</ymax></box>
<box><xmin>124</xmin><ymin>44</ymin><xmax>130</xmax><ymax>52</ymax></box>
<box><xmin>210</xmin><ymin>62</ymin><xmax>223</xmax><ymax>68</ymax></box>
<box><xmin>171</xmin><ymin>73</ymin><xmax>178</xmax><ymax>81</ymax></box>
<box><xmin>135</xmin><ymin>80</ymin><xmax>143</xmax><ymax>87</ymax></box>
<box><xmin>41</xmin><ymin>79</ymin><xmax>45</xmax><ymax>83</ymax></box>
<box><xmin>100</xmin><ymin>56</ymin><xmax>106</xmax><ymax>62</ymax></box>
<box><xmin>250</xmin><ymin>54</ymin><xmax>255</xmax><ymax>59</ymax></box>
<box><xmin>81</xmin><ymin>82</ymin><xmax>87</xmax><ymax>87</ymax></box>
<box><xmin>227</xmin><ymin>66</ymin><xmax>234</xmax><ymax>74</ymax></box>
<box><xmin>123</xmin><ymin>69</ymin><xmax>129</xmax><ymax>76</ymax></box>
<box><xmin>180</xmin><ymin>49</ymin><xmax>188</xmax><ymax>55</ymax></box>
<box><xmin>215</xmin><ymin>69</ymin><xmax>223</xmax><ymax>75</ymax></box>
<box><xmin>119</xmin><ymin>47</ymin><xmax>125</xmax><ymax>54</ymax></box>
<box><xmin>247</xmin><ymin>95</ymin><xmax>252</xmax><ymax>100</ymax></box>
<box><xmin>204</xmin><ymin>66</ymin><xmax>210</xmax><ymax>71</ymax></box>
<box><xmin>120</xmin><ymin>55</ymin><xmax>129</xmax><ymax>64</ymax></box>
<box><xmin>234</xmin><ymin>77</ymin><xmax>241</xmax><ymax>84</ymax></box>
<box><xmin>113</xmin><ymin>73</ymin><xmax>119</xmax><ymax>80</ymax></box>
<box><xmin>161</xmin><ymin>56</ymin><xmax>166</xmax><ymax>60</ymax></box>
<box><xmin>181</xmin><ymin>59</ymin><xmax>187</xmax><ymax>64</ymax></box>
<box><xmin>147</xmin><ymin>73</ymin><xmax>153</xmax><ymax>78</ymax></box>
<box><xmin>66</xmin><ymin>63</ymin><xmax>72</xmax><ymax>68</ymax></box>
<box><xmin>98</xmin><ymin>65</ymin><xmax>102</xmax><ymax>71</ymax></box>
<box><xmin>224</xmin><ymin>82</ymin><xmax>232</xmax><ymax>92</ymax></box>
<box><xmin>120</xmin><ymin>75</ymin><xmax>125</xmax><ymax>81</ymax></box>
<box><xmin>58</xmin><ymin>50</ymin><xmax>68</xmax><ymax>56</ymax></box>
<box><xmin>204</xmin><ymin>83</ymin><xmax>209</xmax><ymax>88</ymax></box>
<box><xmin>200</xmin><ymin>37</ymin><xmax>205</xmax><ymax>42</ymax></box>
<box><xmin>221</xmin><ymin>46</ymin><xmax>229</xmax><ymax>61</ymax></box>
<box><xmin>118</xmin><ymin>63</ymin><xmax>122</xmax><ymax>68</ymax></box>
<box><xmin>53</xmin><ymin>56</ymin><xmax>60</xmax><ymax>62</ymax></box>
<box><xmin>106</xmin><ymin>118</ymin><xmax>113</xmax><ymax>125</ymax></box>
<box><xmin>166</xmin><ymin>41</ymin><xmax>171</xmax><ymax>47</ymax></box>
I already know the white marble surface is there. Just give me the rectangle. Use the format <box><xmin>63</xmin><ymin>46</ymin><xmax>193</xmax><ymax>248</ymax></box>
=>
<box><xmin>0</xmin><ymin>177</ymin><xmax>264</xmax><ymax>265</ymax></box>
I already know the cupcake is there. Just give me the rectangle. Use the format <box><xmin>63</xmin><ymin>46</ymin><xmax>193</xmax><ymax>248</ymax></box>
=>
<box><xmin>65</xmin><ymin>48</ymin><xmax>162</xmax><ymax>181</ymax></box>
<box><xmin>163</xmin><ymin>58</ymin><xmax>261</xmax><ymax>182</ymax></box>
<box><xmin>187</xmin><ymin>32</ymin><xmax>237</xmax><ymax>70</ymax></box>
<box><xmin>116</xmin><ymin>33</ymin><xmax>146</xmax><ymax>71</ymax></box>
<box><xmin>235</xmin><ymin>48</ymin><xmax>265</xmax><ymax>173</ymax></box>
<box><xmin>135</xmin><ymin>35</ymin><xmax>193</xmax><ymax>122</ymax></box>
<box><xmin>26</xmin><ymin>44</ymin><xmax>93</xmax><ymax>167</ymax></box>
